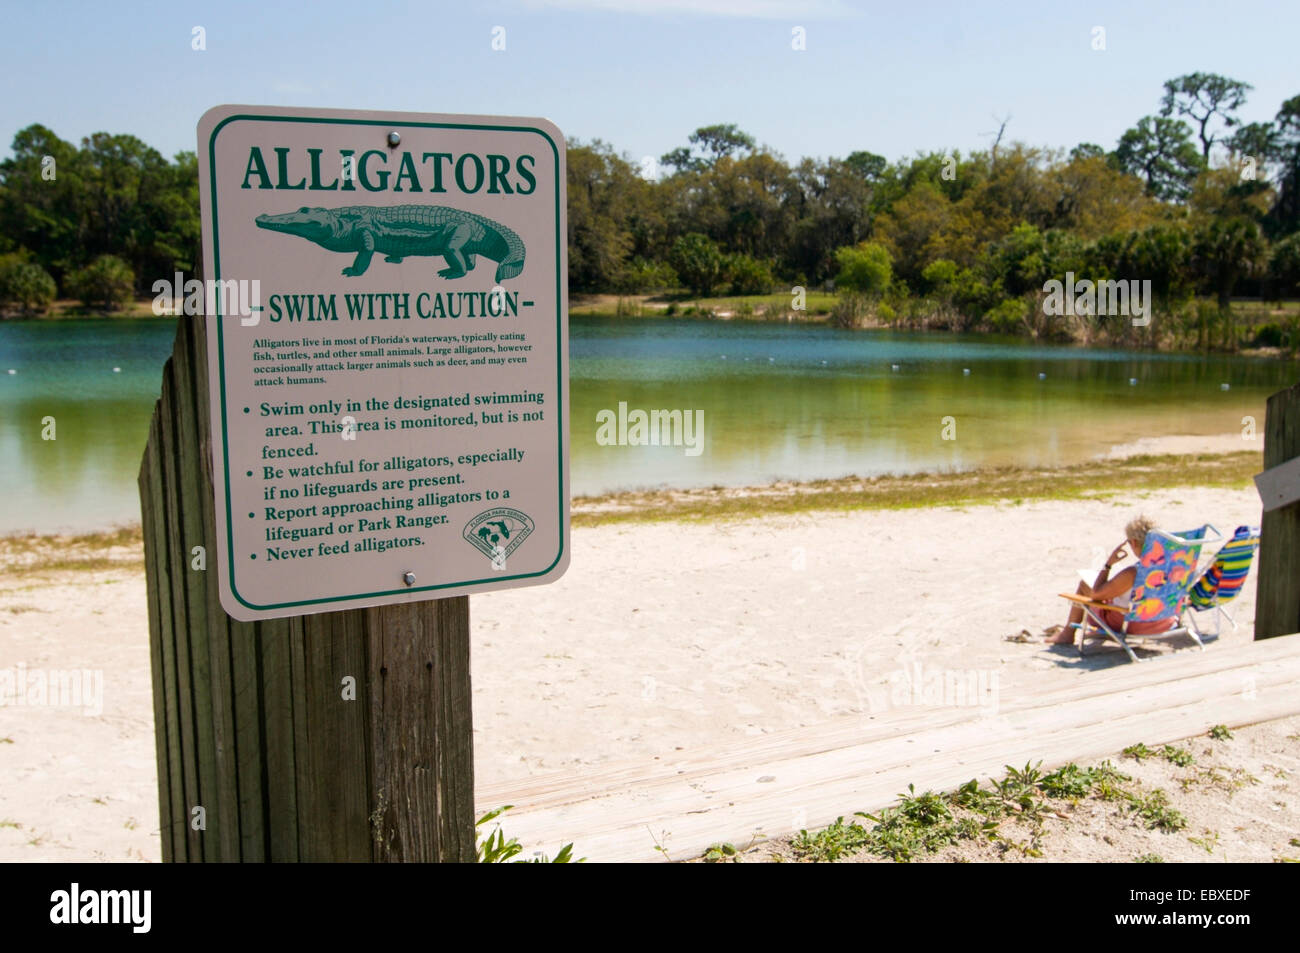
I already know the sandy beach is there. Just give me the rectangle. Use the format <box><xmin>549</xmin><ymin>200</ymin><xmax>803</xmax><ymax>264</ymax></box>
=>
<box><xmin>0</xmin><ymin>442</ymin><xmax>1283</xmax><ymax>862</ymax></box>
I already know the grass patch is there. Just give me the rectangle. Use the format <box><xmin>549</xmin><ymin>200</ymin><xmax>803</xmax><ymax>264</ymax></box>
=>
<box><xmin>701</xmin><ymin>842</ymin><xmax>741</xmax><ymax>863</ymax></box>
<box><xmin>1121</xmin><ymin>742</ymin><xmax>1195</xmax><ymax>767</ymax></box>
<box><xmin>790</xmin><ymin>816</ymin><xmax>870</xmax><ymax>862</ymax></box>
<box><xmin>0</xmin><ymin>526</ymin><xmax>144</xmax><ymax>578</ymax></box>
<box><xmin>569</xmin><ymin>291</ymin><xmax>838</xmax><ymax>320</ymax></box>
<box><xmin>1178</xmin><ymin>765</ymin><xmax>1259</xmax><ymax>796</ymax></box>
<box><xmin>1123</xmin><ymin>742</ymin><xmax>1155</xmax><ymax>762</ymax></box>
<box><xmin>571</xmin><ymin>452</ymin><xmax>1262</xmax><ymax>528</ymax></box>
<box><xmin>475</xmin><ymin>805</ymin><xmax>582</xmax><ymax>864</ymax></box>
<box><xmin>780</xmin><ymin>754</ymin><xmax>1210</xmax><ymax>863</ymax></box>
<box><xmin>1041</xmin><ymin>763</ymin><xmax>1098</xmax><ymax>799</ymax></box>
<box><xmin>790</xmin><ymin>783</ymin><xmax>1002</xmax><ymax>863</ymax></box>
<box><xmin>1126</xmin><ymin>790</ymin><xmax>1188</xmax><ymax>832</ymax></box>
<box><xmin>24</xmin><ymin>298</ymin><xmax>164</xmax><ymax>321</ymax></box>
<box><xmin>1188</xmin><ymin>830</ymin><xmax>1220</xmax><ymax>854</ymax></box>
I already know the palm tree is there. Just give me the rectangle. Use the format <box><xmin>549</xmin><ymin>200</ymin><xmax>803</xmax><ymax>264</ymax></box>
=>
<box><xmin>1193</xmin><ymin>217</ymin><xmax>1266</xmax><ymax>349</ymax></box>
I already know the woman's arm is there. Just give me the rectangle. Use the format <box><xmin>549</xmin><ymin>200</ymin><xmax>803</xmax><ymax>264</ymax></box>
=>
<box><xmin>1091</xmin><ymin>566</ymin><xmax>1136</xmax><ymax>602</ymax></box>
<box><xmin>1090</xmin><ymin>542</ymin><xmax>1131</xmax><ymax>595</ymax></box>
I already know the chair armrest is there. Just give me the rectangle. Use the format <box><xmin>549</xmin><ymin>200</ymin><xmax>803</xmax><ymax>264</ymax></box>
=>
<box><xmin>1058</xmin><ymin>593</ymin><xmax>1118</xmax><ymax>612</ymax></box>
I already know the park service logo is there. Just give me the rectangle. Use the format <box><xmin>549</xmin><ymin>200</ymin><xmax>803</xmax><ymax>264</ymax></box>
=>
<box><xmin>464</xmin><ymin>508</ymin><xmax>535</xmax><ymax>562</ymax></box>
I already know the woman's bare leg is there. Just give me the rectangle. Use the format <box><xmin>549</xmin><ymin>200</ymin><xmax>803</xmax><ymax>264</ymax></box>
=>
<box><xmin>1047</xmin><ymin>581</ymin><xmax>1090</xmax><ymax>644</ymax></box>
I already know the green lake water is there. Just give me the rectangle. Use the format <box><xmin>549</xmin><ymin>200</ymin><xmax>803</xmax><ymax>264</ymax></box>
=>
<box><xmin>0</xmin><ymin>315</ymin><xmax>1294</xmax><ymax>533</ymax></box>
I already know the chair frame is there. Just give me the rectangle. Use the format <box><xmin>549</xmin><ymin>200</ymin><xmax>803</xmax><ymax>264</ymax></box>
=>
<box><xmin>1184</xmin><ymin>594</ymin><xmax>1237</xmax><ymax>642</ymax></box>
<box><xmin>1182</xmin><ymin>526</ymin><xmax>1259</xmax><ymax>642</ymax></box>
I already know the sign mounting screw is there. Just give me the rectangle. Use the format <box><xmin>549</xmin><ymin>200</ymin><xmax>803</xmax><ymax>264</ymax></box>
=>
<box><xmin>402</xmin><ymin>571</ymin><xmax>415</xmax><ymax>587</ymax></box>
<box><xmin>387</xmin><ymin>131</ymin><xmax>401</xmax><ymax>148</ymax></box>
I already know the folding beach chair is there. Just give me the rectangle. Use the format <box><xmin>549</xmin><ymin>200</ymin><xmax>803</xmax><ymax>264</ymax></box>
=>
<box><xmin>1183</xmin><ymin>524</ymin><xmax>1260</xmax><ymax>641</ymax></box>
<box><xmin>1058</xmin><ymin>525</ymin><xmax>1222</xmax><ymax>663</ymax></box>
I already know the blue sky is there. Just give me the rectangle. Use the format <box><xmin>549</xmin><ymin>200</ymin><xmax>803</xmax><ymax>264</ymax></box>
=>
<box><xmin>1</xmin><ymin>0</ymin><xmax>1297</xmax><ymax>166</ymax></box>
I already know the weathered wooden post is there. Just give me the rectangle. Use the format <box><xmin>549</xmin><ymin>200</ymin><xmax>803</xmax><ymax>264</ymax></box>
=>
<box><xmin>140</xmin><ymin>106</ymin><xmax>568</xmax><ymax>861</ymax></box>
<box><xmin>1254</xmin><ymin>382</ymin><xmax>1300</xmax><ymax>639</ymax></box>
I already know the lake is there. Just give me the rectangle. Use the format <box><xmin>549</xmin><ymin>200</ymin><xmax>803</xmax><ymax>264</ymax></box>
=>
<box><xmin>1</xmin><ymin>315</ymin><xmax>1294</xmax><ymax>533</ymax></box>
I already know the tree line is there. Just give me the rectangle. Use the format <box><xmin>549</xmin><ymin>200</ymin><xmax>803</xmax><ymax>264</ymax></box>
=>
<box><xmin>2</xmin><ymin>72</ymin><xmax>1298</xmax><ymax>348</ymax></box>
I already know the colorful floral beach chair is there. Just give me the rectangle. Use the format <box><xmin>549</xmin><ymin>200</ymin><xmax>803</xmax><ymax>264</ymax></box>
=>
<box><xmin>1058</xmin><ymin>525</ymin><xmax>1220</xmax><ymax>663</ymax></box>
<box><xmin>1183</xmin><ymin>524</ymin><xmax>1260</xmax><ymax>640</ymax></box>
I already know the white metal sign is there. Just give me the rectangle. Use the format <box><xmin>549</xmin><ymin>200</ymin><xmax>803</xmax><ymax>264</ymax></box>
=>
<box><xmin>196</xmin><ymin>105</ymin><xmax>569</xmax><ymax>621</ymax></box>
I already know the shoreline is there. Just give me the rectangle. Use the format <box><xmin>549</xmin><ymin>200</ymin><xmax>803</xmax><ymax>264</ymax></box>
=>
<box><xmin>7</xmin><ymin>296</ymin><xmax>1295</xmax><ymax>362</ymax></box>
<box><xmin>572</xmin><ymin>293</ymin><xmax>1299</xmax><ymax>359</ymax></box>
<box><xmin>0</xmin><ymin>442</ymin><xmax>1265</xmax><ymax>548</ymax></box>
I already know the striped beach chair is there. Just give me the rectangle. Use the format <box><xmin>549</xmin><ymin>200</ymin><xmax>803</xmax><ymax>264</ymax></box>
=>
<box><xmin>1059</xmin><ymin>525</ymin><xmax>1220</xmax><ymax>663</ymax></box>
<box><xmin>1184</xmin><ymin>525</ymin><xmax>1260</xmax><ymax>640</ymax></box>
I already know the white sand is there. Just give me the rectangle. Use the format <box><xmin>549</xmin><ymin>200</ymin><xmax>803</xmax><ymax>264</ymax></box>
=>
<box><xmin>0</xmin><ymin>483</ymin><xmax>1266</xmax><ymax>861</ymax></box>
<box><xmin>1098</xmin><ymin>433</ymin><xmax>1259</xmax><ymax>460</ymax></box>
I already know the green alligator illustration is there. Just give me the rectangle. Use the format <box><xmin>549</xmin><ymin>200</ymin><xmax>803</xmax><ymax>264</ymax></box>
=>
<box><xmin>255</xmin><ymin>205</ymin><xmax>525</xmax><ymax>282</ymax></box>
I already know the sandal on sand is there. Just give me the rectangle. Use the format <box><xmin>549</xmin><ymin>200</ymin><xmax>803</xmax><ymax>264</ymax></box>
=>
<box><xmin>1041</xmin><ymin>624</ymin><xmax>1064</xmax><ymax>638</ymax></box>
<box><xmin>1003</xmin><ymin>629</ymin><xmax>1035</xmax><ymax>643</ymax></box>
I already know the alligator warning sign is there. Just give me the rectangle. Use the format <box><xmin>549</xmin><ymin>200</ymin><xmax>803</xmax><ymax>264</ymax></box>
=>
<box><xmin>196</xmin><ymin>105</ymin><xmax>569</xmax><ymax>620</ymax></box>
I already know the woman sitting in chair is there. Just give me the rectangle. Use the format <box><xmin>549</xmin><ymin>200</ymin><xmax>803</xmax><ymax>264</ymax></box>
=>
<box><xmin>1045</xmin><ymin>515</ymin><xmax>1177</xmax><ymax>644</ymax></box>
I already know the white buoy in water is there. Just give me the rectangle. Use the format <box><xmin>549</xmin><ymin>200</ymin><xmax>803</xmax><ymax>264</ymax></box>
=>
<box><xmin>891</xmin><ymin>363</ymin><xmax>900</xmax><ymax>371</ymax></box>
<box><xmin>962</xmin><ymin>368</ymin><xmax>971</xmax><ymax>375</ymax></box>
<box><xmin>1038</xmin><ymin>372</ymin><xmax>1047</xmax><ymax>380</ymax></box>
<box><xmin>6</xmin><ymin>369</ymin><xmax>14</xmax><ymax>375</ymax></box>
<box><xmin>1129</xmin><ymin>378</ymin><xmax>1138</xmax><ymax>385</ymax></box>
<box><xmin>768</xmin><ymin>357</ymin><xmax>774</xmax><ymax>363</ymax></box>
<box><xmin>113</xmin><ymin>367</ymin><xmax>121</xmax><ymax>373</ymax></box>
<box><xmin>1221</xmin><ymin>383</ymin><xmax>1230</xmax><ymax>391</ymax></box>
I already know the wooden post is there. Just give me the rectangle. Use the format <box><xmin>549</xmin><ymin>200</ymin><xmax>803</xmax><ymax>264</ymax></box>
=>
<box><xmin>1256</xmin><ymin>382</ymin><xmax>1300</xmax><ymax>640</ymax></box>
<box><xmin>138</xmin><ymin>314</ymin><xmax>475</xmax><ymax>861</ymax></box>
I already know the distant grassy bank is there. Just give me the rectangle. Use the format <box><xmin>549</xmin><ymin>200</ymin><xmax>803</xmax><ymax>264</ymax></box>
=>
<box><xmin>2</xmin><ymin>298</ymin><xmax>163</xmax><ymax>320</ymax></box>
<box><xmin>571</xmin><ymin>292</ymin><xmax>1300</xmax><ymax>353</ymax></box>
<box><xmin>570</xmin><ymin>290</ymin><xmax>837</xmax><ymax>322</ymax></box>
<box><xmin>10</xmin><ymin>293</ymin><xmax>1298</xmax><ymax>359</ymax></box>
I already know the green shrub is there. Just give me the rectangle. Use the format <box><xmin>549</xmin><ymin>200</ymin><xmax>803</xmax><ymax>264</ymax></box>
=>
<box><xmin>829</xmin><ymin>291</ymin><xmax>871</xmax><ymax>328</ymax></box>
<box><xmin>984</xmin><ymin>298</ymin><xmax>1027</xmax><ymax>333</ymax></box>
<box><xmin>920</xmin><ymin>258</ymin><xmax>959</xmax><ymax>295</ymax></box>
<box><xmin>725</xmin><ymin>253</ymin><xmax>775</xmax><ymax>295</ymax></box>
<box><xmin>1268</xmin><ymin>231</ymin><xmax>1300</xmax><ymax>298</ymax></box>
<box><xmin>1251</xmin><ymin>322</ymin><xmax>1289</xmax><ymax>348</ymax></box>
<box><xmin>66</xmin><ymin>254</ymin><xmax>135</xmax><ymax>312</ymax></box>
<box><xmin>669</xmin><ymin>233</ymin><xmax>725</xmax><ymax>296</ymax></box>
<box><xmin>952</xmin><ymin>269</ymin><xmax>997</xmax><ymax>317</ymax></box>
<box><xmin>833</xmin><ymin>241</ymin><xmax>892</xmax><ymax>296</ymax></box>
<box><xmin>0</xmin><ymin>254</ymin><xmax>57</xmax><ymax>316</ymax></box>
<box><xmin>615</xmin><ymin>257</ymin><xmax>678</xmax><ymax>294</ymax></box>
